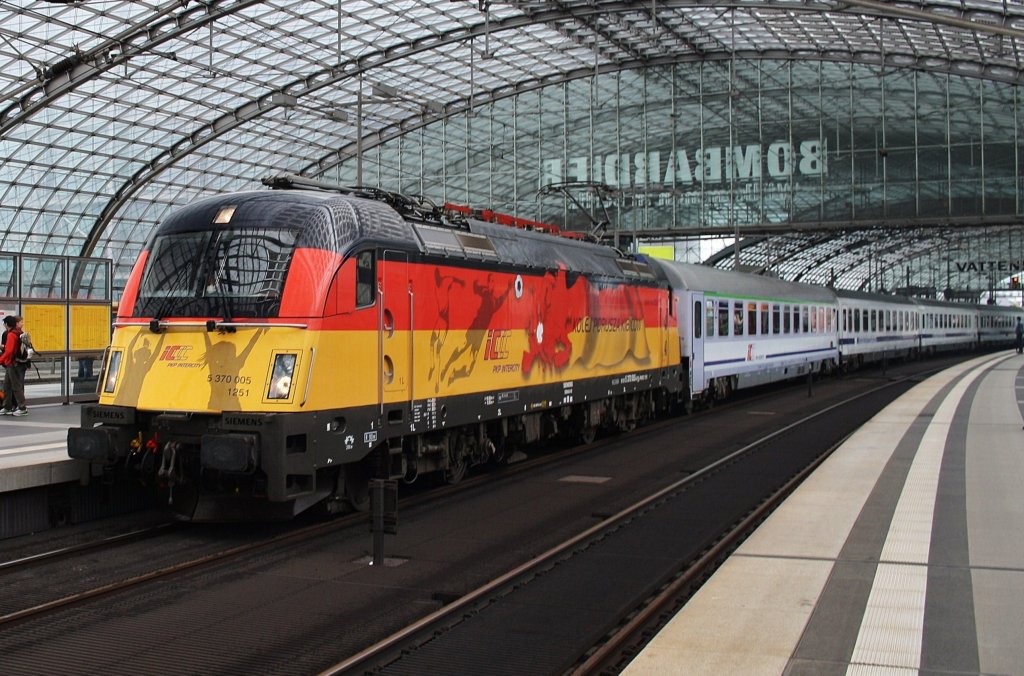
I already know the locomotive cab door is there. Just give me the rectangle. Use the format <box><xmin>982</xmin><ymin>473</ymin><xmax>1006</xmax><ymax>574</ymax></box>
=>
<box><xmin>689</xmin><ymin>292</ymin><xmax>706</xmax><ymax>397</ymax></box>
<box><xmin>380</xmin><ymin>250</ymin><xmax>412</xmax><ymax>422</ymax></box>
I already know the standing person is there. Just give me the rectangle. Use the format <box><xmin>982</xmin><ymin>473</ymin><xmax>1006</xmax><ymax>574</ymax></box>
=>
<box><xmin>1016</xmin><ymin>317</ymin><xmax>1024</xmax><ymax>355</ymax></box>
<box><xmin>0</xmin><ymin>315</ymin><xmax>28</xmax><ymax>416</ymax></box>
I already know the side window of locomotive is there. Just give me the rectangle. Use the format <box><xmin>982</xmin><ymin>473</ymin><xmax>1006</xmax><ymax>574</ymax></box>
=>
<box><xmin>355</xmin><ymin>251</ymin><xmax>375</xmax><ymax>308</ymax></box>
<box><xmin>326</xmin><ymin>258</ymin><xmax>353</xmax><ymax>315</ymax></box>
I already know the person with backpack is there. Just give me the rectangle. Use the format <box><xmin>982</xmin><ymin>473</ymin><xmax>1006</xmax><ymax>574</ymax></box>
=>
<box><xmin>1</xmin><ymin>315</ymin><xmax>28</xmax><ymax>416</ymax></box>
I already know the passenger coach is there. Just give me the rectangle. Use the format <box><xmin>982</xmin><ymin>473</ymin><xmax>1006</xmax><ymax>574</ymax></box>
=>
<box><xmin>836</xmin><ymin>289</ymin><xmax>920</xmax><ymax>367</ymax></box>
<box><xmin>653</xmin><ymin>262</ymin><xmax>838</xmax><ymax>403</ymax></box>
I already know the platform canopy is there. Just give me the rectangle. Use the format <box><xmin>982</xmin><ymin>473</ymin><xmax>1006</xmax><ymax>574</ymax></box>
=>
<box><xmin>2</xmin><ymin>1</ymin><xmax>1024</xmax><ymax>297</ymax></box>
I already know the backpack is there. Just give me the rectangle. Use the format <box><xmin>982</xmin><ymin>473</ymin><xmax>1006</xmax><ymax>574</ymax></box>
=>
<box><xmin>2</xmin><ymin>330</ymin><xmax>31</xmax><ymax>365</ymax></box>
<box><xmin>17</xmin><ymin>332</ymin><xmax>35</xmax><ymax>365</ymax></box>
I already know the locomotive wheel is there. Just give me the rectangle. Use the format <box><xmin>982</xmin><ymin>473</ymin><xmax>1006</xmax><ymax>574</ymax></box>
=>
<box><xmin>445</xmin><ymin>459</ymin><xmax>467</xmax><ymax>485</ymax></box>
<box><xmin>344</xmin><ymin>465</ymin><xmax>370</xmax><ymax>512</ymax></box>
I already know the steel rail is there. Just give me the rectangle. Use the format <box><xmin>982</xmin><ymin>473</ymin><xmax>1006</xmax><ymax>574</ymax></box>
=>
<box><xmin>0</xmin><ymin>522</ymin><xmax>177</xmax><ymax>573</ymax></box>
<box><xmin>570</xmin><ymin>431</ymin><xmax>854</xmax><ymax>674</ymax></box>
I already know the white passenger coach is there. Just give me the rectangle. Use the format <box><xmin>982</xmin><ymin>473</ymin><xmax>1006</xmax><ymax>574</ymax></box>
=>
<box><xmin>654</xmin><ymin>261</ymin><xmax>839</xmax><ymax>402</ymax></box>
<box><xmin>647</xmin><ymin>258</ymin><xmax>1024</xmax><ymax>404</ymax></box>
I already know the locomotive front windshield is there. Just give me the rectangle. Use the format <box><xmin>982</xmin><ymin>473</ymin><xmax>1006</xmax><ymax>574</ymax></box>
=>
<box><xmin>135</xmin><ymin>226</ymin><xmax>299</xmax><ymax>318</ymax></box>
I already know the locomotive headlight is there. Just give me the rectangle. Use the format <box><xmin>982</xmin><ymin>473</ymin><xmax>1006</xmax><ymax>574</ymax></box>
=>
<box><xmin>267</xmin><ymin>353</ymin><xmax>297</xmax><ymax>400</ymax></box>
<box><xmin>103</xmin><ymin>350</ymin><xmax>123</xmax><ymax>394</ymax></box>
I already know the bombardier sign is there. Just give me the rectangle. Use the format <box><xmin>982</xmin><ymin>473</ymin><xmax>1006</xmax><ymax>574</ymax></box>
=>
<box><xmin>543</xmin><ymin>139</ymin><xmax>827</xmax><ymax>189</ymax></box>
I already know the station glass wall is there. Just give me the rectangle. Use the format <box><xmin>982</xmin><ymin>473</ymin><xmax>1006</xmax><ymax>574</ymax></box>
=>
<box><xmin>324</xmin><ymin>59</ymin><xmax>1022</xmax><ymax>244</ymax></box>
<box><xmin>0</xmin><ymin>253</ymin><xmax>111</xmax><ymax>404</ymax></box>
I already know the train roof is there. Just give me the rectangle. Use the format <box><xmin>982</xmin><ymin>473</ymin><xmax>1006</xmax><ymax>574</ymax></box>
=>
<box><xmin>651</xmin><ymin>260</ymin><xmax>836</xmax><ymax>304</ymax></box>
<box><xmin>833</xmin><ymin>288</ymin><xmax>918</xmax><ymax>307</ymax></box>
<box><xmin>156</xmin><ymin>188</ymin><xmax>660</xmax><ymax>283</ymax></box>
<box><xmin>148</xmin><ymin>189</ymin><xmax>419</xmax><ymax>256</ymax></box>
<box><xmin>911</xmin><ymin>297</ymin><xmax>978</xmax><ymax>311</ymax></box>
<box><xmin>460</xmin><ymin>218</ymin><xmax>655</xmax><ymax>281</ymax></box>
<box><xmin>976</xmin><ymin>303</ymin><xmax>1023</xmax><ymax>315</ymax></box>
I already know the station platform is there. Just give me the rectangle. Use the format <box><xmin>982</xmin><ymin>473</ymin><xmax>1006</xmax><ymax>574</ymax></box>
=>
<box><xmin>0</xmin><ymin>403</ymin><xmax>83</xmax><ymax>494</ymax></box>
<box><xmin>623</xmin><ymin>350</ymin><xmax>1024</xmax><ymax>675</ymax></box>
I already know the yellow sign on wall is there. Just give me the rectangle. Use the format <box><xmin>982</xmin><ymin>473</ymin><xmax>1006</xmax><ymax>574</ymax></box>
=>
<box><xmin>70</xmin><ymin>304</ymin><xmax>111</xmax><ymax>351</ymax></box>
<box><xmin>22</xmin><ymin>304</ymin><xmax>67</xmax><ymax>352</ymax></box>
<box><xmin>638</xmin><ymin>244</ymin><xmax>675</xmax><ymax>261</ymax></box>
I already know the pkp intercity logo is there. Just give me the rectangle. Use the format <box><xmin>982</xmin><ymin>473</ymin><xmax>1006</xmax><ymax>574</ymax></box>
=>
<box><xmin>160</xmin><ymin>345</ymin><xmax>193</xmax><ymax>361</ymax></box>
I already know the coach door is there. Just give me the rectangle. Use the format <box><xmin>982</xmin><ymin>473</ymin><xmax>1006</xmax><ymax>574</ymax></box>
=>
<box><xmin>380</xmin><ymin>250</ymin><xmax>412</xmax><ymax>419</ymax></box>
<box><xmin>689</xmin><ymin>292</ymin><xmax>705</xmax><ymax>396</ymax></box>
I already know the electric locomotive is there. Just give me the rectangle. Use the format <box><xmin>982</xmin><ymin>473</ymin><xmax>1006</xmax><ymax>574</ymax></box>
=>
<box><xmin>68</xmin><ymin>176</ymin><xmax>683</xmax><ymax>520</ymax></box>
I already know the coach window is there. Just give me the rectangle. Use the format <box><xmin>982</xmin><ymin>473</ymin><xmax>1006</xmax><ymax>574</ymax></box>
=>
<box><xmin>746</xmin><ymin>302</ymin><xmax>757</xmax><ymax>335</ymax></box>
<box><xmin>771</xmin><ymin>304</ymin><xmax>781</xmax><ymax>334</ymax></box>
<box><xmin>718</xmin><ymin>301</ymin><xmax>730</xmax><ymax>336</ymax></box>
<box><xmin>706</xmin><ymin>300</ymin><xmax>716</xmax><ymax>337</ymax></box>
<box><xmin>784</xmin><ymin>305</ymin><xmax>792</xmax><ymax>333</ymax></box>
<box><xmin>694</xmin><ymin>301</ymin><xmax>702</xmax><ymax>339</ymax></box>
<box><xmin>733</xmin><ymin>301</ymin><xmax>744</xmax><ymax>336</ymax></box>
<box><xmin>760</xmin><ymin>303</ymin><xmax>769</xmax><ymax>335</ymax></box>
<box><xmin>355</xmin><ymin>250</ymin><xmax>375</xmax><ymax>307</ymax></box>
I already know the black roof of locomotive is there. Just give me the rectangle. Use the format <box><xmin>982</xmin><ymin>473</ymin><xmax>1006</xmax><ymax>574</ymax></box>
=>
<box><xmin>148</xmin><ymin>188</ymin><xmax>659</xmax><ymax>284</ymax></box>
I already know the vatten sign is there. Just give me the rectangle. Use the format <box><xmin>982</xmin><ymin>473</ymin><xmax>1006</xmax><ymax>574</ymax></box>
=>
<box><xmin>544</xmin><ymin>139</ymin><xmax>827</xmax><ymax>189</ymax></box>
<box><xmin>951</xmin><ymin>260</ymin><xmax>1024</xmax><ymax>273</ymax></box>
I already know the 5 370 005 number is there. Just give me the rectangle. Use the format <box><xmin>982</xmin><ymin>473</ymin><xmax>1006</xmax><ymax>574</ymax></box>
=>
<box><xmin>207</xmin><ymin>374</ymin><xmax>252</xmax><ymax>385</ymax></box>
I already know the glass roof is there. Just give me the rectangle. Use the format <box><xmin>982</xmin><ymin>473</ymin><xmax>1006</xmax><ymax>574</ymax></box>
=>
<box><xmin>1</xmin><ymin>0</ymin><xmax>1024</xmax><ymax>291</ymax></box>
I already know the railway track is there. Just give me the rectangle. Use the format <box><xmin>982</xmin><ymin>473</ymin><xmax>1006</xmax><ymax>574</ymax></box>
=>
<box><xmin>0</xmin><ymin>357</ymin><xmax>958</xmax><ymax>674</ymax></box>
<box><xmin>319</xmin><ymin>366</ymin><xmax>935</xmax><ymax>675</ymax></box>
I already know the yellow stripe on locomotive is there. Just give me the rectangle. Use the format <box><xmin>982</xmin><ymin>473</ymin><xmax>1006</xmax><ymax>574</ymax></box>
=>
<box><xmin>100</xmin><ymin>317</ymin><xmax>679</xmax><ymax>414</ymax></box>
